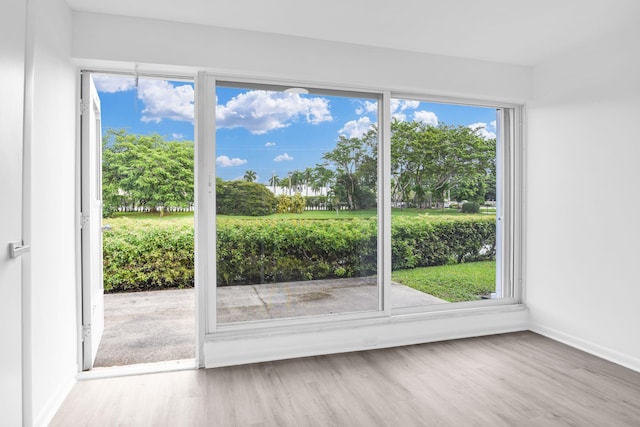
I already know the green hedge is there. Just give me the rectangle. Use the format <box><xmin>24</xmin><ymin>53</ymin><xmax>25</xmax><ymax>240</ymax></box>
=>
<box><xmin>103</xmin><ymin>219</ymin><xmax>194</xmax><ymax>292</ymax></box>
<box><xmin>103</xmin><ymin>216</ymin><xmax>495</xmax><ymax>292</ymax></box>
<box><xmin>391</xmin><ymin>216</ymin><xmax>495</xmax><ymax>269</ymax></box>
<box><xmin>217</xmin><ymin>219</ymin><xmax>378</xmax><ymax>285</ymax></box>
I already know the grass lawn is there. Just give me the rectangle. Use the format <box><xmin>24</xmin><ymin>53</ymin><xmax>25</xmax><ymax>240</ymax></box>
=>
<box><xmin>392</xmin><ymin>261</ymin><xmax>496</xmax><ymax>303</ymax></box>
<box><xmin>111</xmin><ymin>211</ymin><xmax>195</xmax><ymax>222</ymax></box>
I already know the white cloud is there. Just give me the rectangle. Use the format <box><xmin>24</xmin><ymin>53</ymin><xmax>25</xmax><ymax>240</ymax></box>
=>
<box><xmin>391</xmin><ymin>99</ymin><xmax>419</xmax><ymax>114</ymax></box>
<box><xmin>468</xmin><ymin>122</ymin><xmax>497</xmax><ymax>140</ymax></box>
<box><xmin>92</xmin><ymin>76</ymin><xmax>195</xmax><ymax>124</ymax></box>
<box><xmin>216</xmin><ymin>91</ymin><xmax>332</xmax><ymax>134</ymax></box>
<box><xmin>265</xmin><ymin>142</ymin><xmax>276</xmax><ymax>147</ymax></box>
<box><xmin>356</xmin><ymin>100</ymin><xmax>418</xmax><ymax>119</ymax></box>
<box><xmin>356</xmin><ymin>100</ymin><xmax>378</xmax><ymax>115</ymax></box>
<box><xmin>388</xmin><ymin>99</ymin><xmax>422</xmax><ymax>122</ymax></box>
<box><xmin>274</xmin><ymin>153</ymin><xmax>294</xmax><ymax>162</ymax></box>
<box><xmin>490</xmin><ymin>120</ymin><xmax>497</xmax><ymax>130</ymax></box>
<box><xmin>138</xmin><ymin>79</ymin><xmax>194</xmax><ymax>123</ymax></box>
<box><xmin>392</xmin><ymin>112</ymin><xmax>407</xmax><ymax>122</ymax></box>
<box><xmin>172</xmin><ymin>133</ymin><xmax>184</xmax><ymax>140</ymax></box>
<box><xmin>216</xmin><ymin>155</ymin><xmax>247</xmax><ymax>167</ymax></box>
<box><xmin>92</xmin><ymin>75</ymin><xmax>136</xmax><ymax>93</ymax></box>
<box><xmin>413</xmin><ymin>110</ymin><xmax>439</xmax><ymax>126</ymax></box>
<box><xmin>338</xmin><ymin>117</ymin><xmax>375</xmax><ymax>139</ymax></box>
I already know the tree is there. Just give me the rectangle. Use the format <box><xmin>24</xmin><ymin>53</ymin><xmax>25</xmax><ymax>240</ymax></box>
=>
<box><xmin>302</xmin><ymin>167</ymin><xmax>314</xmax><ymax>196</ymax></box>
<box><xmin>388</xmin><ymin>121</ymin><xmax>495</xmax><ymax>208</ymax></box>
<box><xmin>390</xmin><ymin>120</ymin><xmax>421</xmax><ymax>208</ymax></box>
<box><xmin>268</xmin><ymin>173</ymin><xmax>279</xmax><ymax>192</ymax></box>
<box><xmin>102</xmin><ymin>130</ymin><xmax>194</xmax><ymax>216</ymax></box>
<box><xmin>277</xmin><ymin>176</ymin><xmax>289</xmax><ymax>194</ymax></box>
<box><xmin>289</xmin><ymin>169</ymin><xmax>304</xmax><ymax>194</ymax></box>
<box><xmin>243</xmin><ymin>169</ymin><xmax>257</xmax><ymax>182</ymax></box>
<box><xmin>419</xmin><ymin>124</ymin><xmax>493</xmax><ymax>206</ymax></box>
<box><xmin>312</xmin><ymin>164</ymin><xmax>334</xmax><ymax>194</ymax></box>
<box><xmin>322</xmin><ymin>128</ymin><xmax>377</xmax><ymax>210</ymax></box>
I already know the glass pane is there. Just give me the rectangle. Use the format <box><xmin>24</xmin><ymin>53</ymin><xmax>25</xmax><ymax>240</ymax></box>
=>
<box><xmin>215</xmin><ymin>83</ymin><xmax>379</xmax><ymax>323</ymax></box>
<box><xmin>389</xmin><ymin>99</ymin><xmax>500</xmax><ymax>309</ymax></box>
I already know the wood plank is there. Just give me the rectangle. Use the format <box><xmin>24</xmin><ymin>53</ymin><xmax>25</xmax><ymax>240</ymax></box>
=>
<box><xmin>51</xmin><ymin>332</ymin><xmax>640</xmax><ymax>426</ymax></box>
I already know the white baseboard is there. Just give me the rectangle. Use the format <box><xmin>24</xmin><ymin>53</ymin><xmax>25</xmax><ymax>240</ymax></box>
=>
<box><xmin>33</xmin><ymin>367</ymin><xmax>76</xmax><ymax>427</ymax></box>
<box><xmin>530</xmin><ymin>323</ymin><xmax>640</xmax><ymax>373</ymax></box>
<box><xmin>205</xmin><ymin>306</ymin><xmax>528</xmax><ymax>368</ymax></box>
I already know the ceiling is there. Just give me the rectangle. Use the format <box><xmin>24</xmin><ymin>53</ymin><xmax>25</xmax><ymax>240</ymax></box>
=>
<box><xmin>65</xmin><ymin>0</ymin><xmax>639</xmax><ymax>66</ymax></box>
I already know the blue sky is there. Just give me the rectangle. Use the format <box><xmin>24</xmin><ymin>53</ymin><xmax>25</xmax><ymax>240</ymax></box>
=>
<box><xmin>94</xmin><ymin>74</ymin><xmax>497</xmax><ymax>183</ymax></box>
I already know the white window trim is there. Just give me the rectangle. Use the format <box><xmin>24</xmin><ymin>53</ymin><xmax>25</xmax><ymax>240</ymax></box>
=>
<box><xmin>385</xmin><ymin>95</ymin><xmax>525</xmax><ymax>317</ymax></box>
<box><xmin>203</xmin><ymin>75</ymin><xmax>525</xmax><ymax>337</ymax></box>
<box><xmin>76</xmin><ymin>67</ymin><xmax>526</xmax><ymax>369</ymax></box>
<box><xmin>207</xmin><ymin>75</ymin><xmax>388</xmax><ymax>334</ymax></box>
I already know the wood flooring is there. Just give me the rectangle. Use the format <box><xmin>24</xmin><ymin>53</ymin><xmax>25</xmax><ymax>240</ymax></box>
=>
<box><xmin>51</xmin><ymin>331</ymin><xmax>640</xmax><ymax>426</ymax></box>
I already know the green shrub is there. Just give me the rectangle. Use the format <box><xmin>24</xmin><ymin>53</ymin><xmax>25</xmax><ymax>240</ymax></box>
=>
<box><xmin>217</xmin><ymin>180</ymin><xmax>276</xmax><ymax>216</ymax></box>
<box><xmin>461</xmin><ymin>202</ymin><xmax>480</xmax><ymax>214</ymax></box>
<box><xmin>276</xmin><ymin>194</ymin><xmax>292</xmax><ymax>213</ymax></box>
<box><xmin>103</xmin><ymin>218</ymin><xmax>194</xmax><ymax>292</ymax></box>
<box><xmin>102</xmin><ymin>204</ymin><xmax>119</xmax><ymax>218</ymax></box>
<box><xmin>276</xmin><ymin>194</ymin><xmax>306</xmax><ymax>213</ymax></box>
<box><xmin>291</xmin><ymin>193</ymin><xmax>306</xmax><ymax>213</ymax></box>
<box><xmin>103</xmin><ymin>215</ymin><xmax>495</xmax><ymax>291</ymax></box>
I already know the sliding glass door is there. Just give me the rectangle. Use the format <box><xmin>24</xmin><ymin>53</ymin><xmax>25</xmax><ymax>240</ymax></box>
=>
<box><xmin>197</xmin><ymin>74</ymin><xmax>520</xmax><ymax>333</ymax></box>
<box><xmin>212</xmin><ymin>81</ymin><xmax>382</xmax><ymax>324</ymax></box>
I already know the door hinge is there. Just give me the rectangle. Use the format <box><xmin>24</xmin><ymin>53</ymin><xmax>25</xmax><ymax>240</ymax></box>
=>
<box><xmin>82</xmin><ymin>325</ymin><xmax>91</xmax><ymax>341</ymax></box>
<box><xmin>80</xmin><ymin>99</ymin><xmax>89</xmax><ymax>116</ymax></box>
<box><xmin>80</xmin><ymin>214</ymin><xmax>90</xmax><ymax>228</ymax></box>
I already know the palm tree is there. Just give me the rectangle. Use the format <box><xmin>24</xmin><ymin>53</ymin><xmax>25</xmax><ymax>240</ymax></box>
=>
<box><xmin>277</xmin><ymin>176</ymin><xmax>289</xmax><ymax>194</ymax></box>
<box><xmin>268</xmin><ymin>173</ymin><xmax>279</xmax><ymax>192</ymax></box>
<box><xmin>302</xmin><ymin>167</ymin><xmax>314</xmax><ymax>196</ymax></box>
<box><xmin>314</xmin><ymin>164</ymin><xmax>334</xmax><ymax>195</ymax></box>
<box><xmin>243</xmin><ymin>169</ymin><xmax>257</xmax><ymax>182</ymax></box>
<box><xmin>290</xmin><ymin>169</ymin><xmax>304</xmax><ymax>194</ymax></box>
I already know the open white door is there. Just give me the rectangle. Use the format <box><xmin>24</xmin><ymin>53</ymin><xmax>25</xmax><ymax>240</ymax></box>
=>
<box><xmin>81</xmin><ymin>73</ymin><xmax>105</xmax><ymax>370</ymax></box>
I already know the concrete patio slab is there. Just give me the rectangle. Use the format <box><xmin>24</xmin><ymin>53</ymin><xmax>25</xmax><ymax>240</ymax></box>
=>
<box><xmin>94</xmin><ymin>288</ymin><xmax>195</xmax><ymax>368</ymax></box>
<box><xmin>94</xmin><ymin>279</ymin><xmax>446</xmax><ymax>368</ymax></box>
<box><xmin>218</xmin><ymin>277</ymin><xmax>447</xmax><ymax>322</ymax></box>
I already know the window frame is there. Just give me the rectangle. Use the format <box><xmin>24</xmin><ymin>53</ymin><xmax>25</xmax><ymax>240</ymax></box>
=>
<box><xmin>386</xmin><ymin>93</ymin><xmax>523</xmax><ymax>316</ymax></box>
<box><xmin>203</xmin><ymin>75</ymin><xmax>389</xmax><ymax>334</ymax></box>
<box><xmin>199</xmin><ymin>75</ymin><xmax>524</xmax><ymax>335</ymax></box>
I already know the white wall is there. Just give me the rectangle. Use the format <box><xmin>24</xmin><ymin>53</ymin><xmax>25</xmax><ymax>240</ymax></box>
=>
<box><xmin>27</xmin><ymin>0</ymin><xmax>79</xmax><ymax>424</ymax></box>
<box><xmin>527</xmin><ymin>23</ymin><xmax>640</xmax><ymax>371</ymax></box>
<box><xmin>71</xmin><ymin>12</ymin><xmax>531</xmax><ymax>104</ymax></box>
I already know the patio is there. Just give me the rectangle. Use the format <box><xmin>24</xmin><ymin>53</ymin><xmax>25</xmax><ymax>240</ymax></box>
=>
<box><xmin>93</xmin><ymin>279</ymin><xmax>446</xmax><ymax>368</ymax></box>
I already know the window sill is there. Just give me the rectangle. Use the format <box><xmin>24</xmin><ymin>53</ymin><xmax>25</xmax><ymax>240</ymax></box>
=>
<box><xmin>204</xmin><ymin>303</ymin><xmax>528</xmax><ymax>367</ymax></box>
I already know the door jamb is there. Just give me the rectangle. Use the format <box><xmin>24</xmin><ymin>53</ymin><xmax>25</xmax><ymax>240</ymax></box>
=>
<box><xmin>75</xmin><ymin>68</ymin><xmax>203</xmax><ymax>373</ymax></box>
